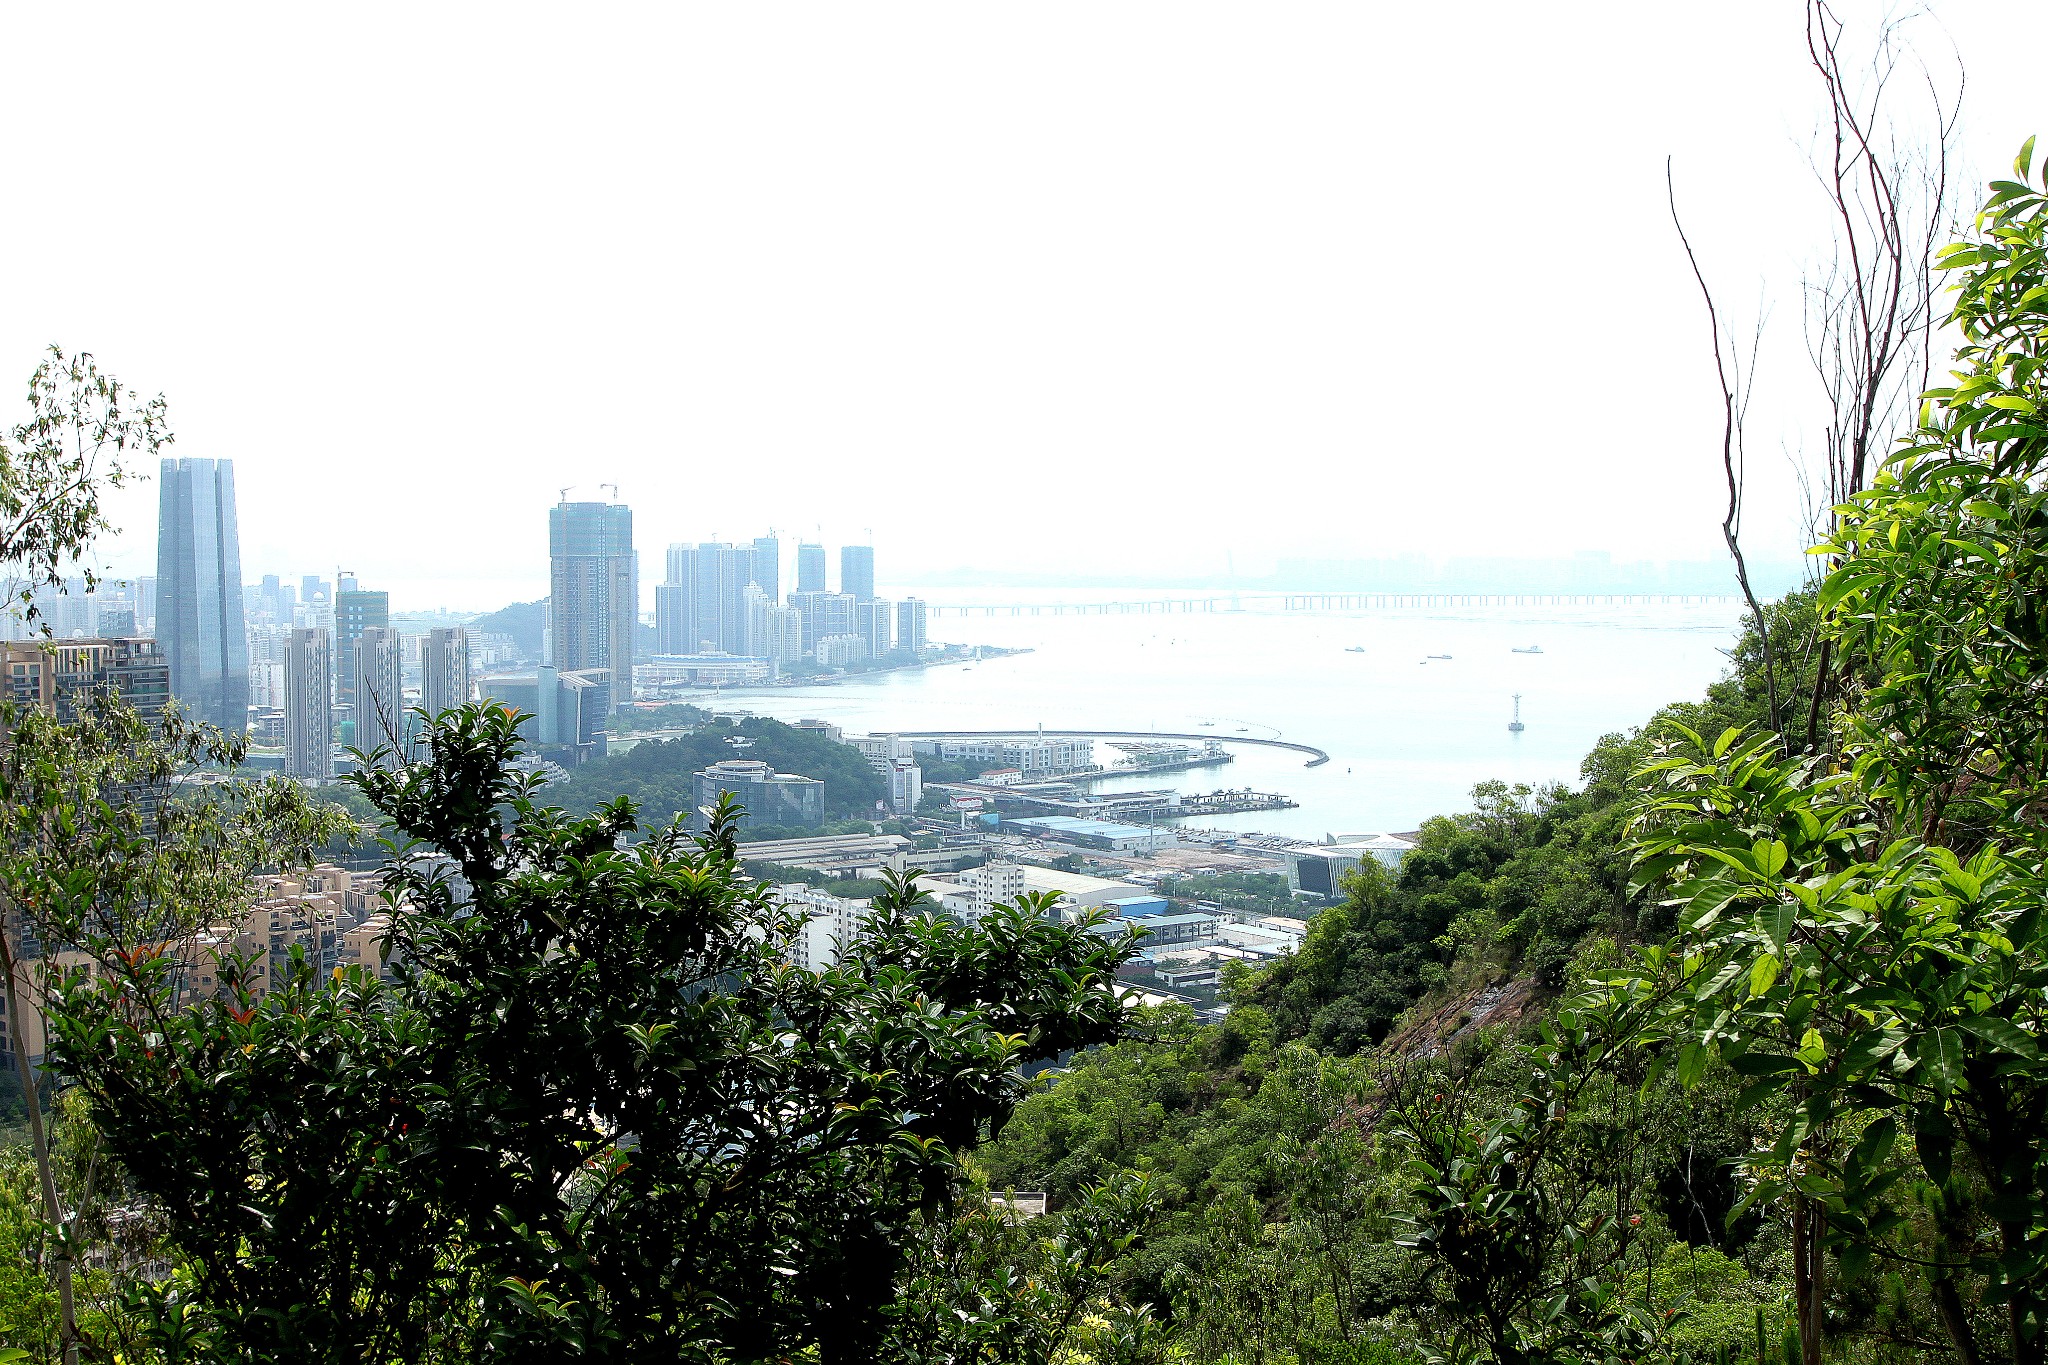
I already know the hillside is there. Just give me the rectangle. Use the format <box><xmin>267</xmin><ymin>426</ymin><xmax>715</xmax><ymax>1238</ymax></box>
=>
<box><xmin>546</xmin><ymin>714</ymin><xmax>887</xmax><ymax>827</ymax></box>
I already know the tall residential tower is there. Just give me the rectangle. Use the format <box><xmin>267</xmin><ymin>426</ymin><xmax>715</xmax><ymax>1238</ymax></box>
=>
<box><xmin>840</xmin><ymin>544</ymin><xmax>875</xmax><ymax>603</ymax></box>
<box><xmin>284</xmin><ymin>627</ymin><xmax>332</xmax><ymax>781</ymax></box>
<box><xmin>422</xmin><ymin>626</ymin><xmax>472</xmax><ymax>719</ymax></box>
<box><xmin>549</xmin><ymin>500</ymin><xmax>634</xmax><ymax>711</ymax></box>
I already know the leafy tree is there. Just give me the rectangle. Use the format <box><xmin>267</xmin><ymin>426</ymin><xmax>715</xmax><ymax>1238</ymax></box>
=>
<box><xmin>1618</xmin><ymin>145</ymin><xmax>2048</xmax><ymax>1365</ymax></box>
<box><xmin>45</xmin><ymin>704</ymin><xmax>1138</xmax><ymax>1362</ymax></box>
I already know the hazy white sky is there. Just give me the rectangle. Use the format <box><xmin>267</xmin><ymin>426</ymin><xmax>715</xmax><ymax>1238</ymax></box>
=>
<box><xmin>3</xmin><ymin>3</ymin><xmax>2042</xmax><ymax>611</ymax></box>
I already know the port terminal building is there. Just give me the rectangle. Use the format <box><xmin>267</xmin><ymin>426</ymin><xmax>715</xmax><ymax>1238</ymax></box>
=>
<box><xmin>1279</xmin><ymin>832</ymin><xmax>1420</xmax><ymax>897</ymax></box>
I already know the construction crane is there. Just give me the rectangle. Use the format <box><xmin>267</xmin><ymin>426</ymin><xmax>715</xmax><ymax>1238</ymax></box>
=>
<box><xmin>601</xmin><ymin>483</ymin><xmax>619</xmax><ymax>501</ymax></box>
<box><xmin>558</xmin><ymin>486</ymin><xmax>574</xmax><ymax>503</ymax></box>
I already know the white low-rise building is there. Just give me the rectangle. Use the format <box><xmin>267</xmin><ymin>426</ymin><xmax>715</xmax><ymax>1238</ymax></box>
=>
<box><xmin>772</xmin><ymin>883</ymin><xmax>875</xmax><ymax>972</ymax></box>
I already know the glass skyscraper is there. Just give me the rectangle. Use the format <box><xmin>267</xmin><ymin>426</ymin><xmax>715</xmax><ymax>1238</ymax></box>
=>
<box><xmin>155</xmin><ymin>458</ymin><xmax>249</xmax><ymax>732</ymax></box>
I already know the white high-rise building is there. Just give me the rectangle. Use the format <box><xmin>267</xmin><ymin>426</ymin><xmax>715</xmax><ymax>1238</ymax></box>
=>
<box><xmin>761</xmin><ymin>604</ymin><xmax>802</xmax><ymax>665</ymax></box>
<box><xmin>422</xmin><ymin>626</ymin><xmax>472</xmax><ymax>722</ymax></box>
<box><xmin>284</xmin><ymin>627</ymin><xmax>332</xmax><ymax>781</ymax></box>
<box><xmin>887</xmin><ymin>759</ymin><xmax>921</xmax><ymax>815</ymax></box>
<box><xmin>772</xmin><ymin>884</ymin><xmax>874</xmax><ymax>972</ymax></box>
<box><xmin>938</xmin><ymin>862</ymin><xmax>1026</xmax><ymax>924</ymax></box>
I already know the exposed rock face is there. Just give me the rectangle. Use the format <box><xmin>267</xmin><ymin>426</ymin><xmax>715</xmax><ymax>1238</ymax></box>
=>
<box><xmin>1382</xmin><ymin>976</ymin><xmax>1543</xmax><ymax>1059</ymax></box>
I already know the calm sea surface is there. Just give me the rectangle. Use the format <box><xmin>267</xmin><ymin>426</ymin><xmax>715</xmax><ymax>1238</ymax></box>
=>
<box><xmin>666</xmin><ymin>591</ymin><xmax>1748</xmax><ymax>840</ymax></box>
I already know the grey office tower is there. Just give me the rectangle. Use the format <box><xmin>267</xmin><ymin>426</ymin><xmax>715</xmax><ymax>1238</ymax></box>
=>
<box><xmin>751</xmin><ymin>535</ymin><xmax>780</xmax><ymax>605</ymax></box>
<box><xmin>334</xmin><ymin>589</ymin><xmax>389</xmax><ymax>709</ymax></box>
<box><xmin>796</xmin><ymin>542</ymin><xmax>826</xmax><ymax>593</ymax></box>
<box><xmin>550</xmin><ymin>500</ymin><xmax>634</xmax><ymax>711</ymax></box>
<box><xmin>840</xmin><ymin>544</ymin><xmax>875</xmax><ymax>603</ymax></box>
<box><xmin>155</xmin><ymin>458</ymin><xmax>250</xmax><ymax>731</ymax></box>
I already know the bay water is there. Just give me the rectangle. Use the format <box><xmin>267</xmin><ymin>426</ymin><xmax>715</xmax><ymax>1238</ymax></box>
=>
<box><xmin>670</xmin><ymin>592</ymin><xmax>1748</xmax><ymax>840</ymax></box>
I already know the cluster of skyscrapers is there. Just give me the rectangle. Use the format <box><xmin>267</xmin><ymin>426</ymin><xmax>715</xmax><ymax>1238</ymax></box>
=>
<box><xmin>130</xmin><ymin>459</ymin><xmax>474</xmax><ymax>781</ymax></box>
<box><xmin>5</xmin><ymin>469</ymin><xmax>936</xmax><ymax>785</ymax></box>
<box><xmin>543</xmin><ymin>497</ymin><xmax>932</xmax><ymax>704</ymax></box>
<box><xmin>648</xmin><ymin>533</ymin><xmax>926</xmax><ymax>670</ymax></box>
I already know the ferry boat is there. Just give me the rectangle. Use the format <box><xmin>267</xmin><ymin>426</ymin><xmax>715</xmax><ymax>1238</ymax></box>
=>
<box><xmin>1345</xmin><ymin>646</ymin><xmax>1366</xmax><ymax>653</ymax></box>
<box><xmin>1511</xmin><ymin>645</ymin><xmax>1544</xmax><ymax>655</ymax></box>
<box><xmin>1429</xmin><ymin>654</ymin><xmax>1452</xmax><ymax>660</ymax></box>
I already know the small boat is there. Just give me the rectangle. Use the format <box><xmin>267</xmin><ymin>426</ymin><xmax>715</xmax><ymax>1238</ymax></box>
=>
<box><xmin>1344</xmin><ymin>646</ymin><xmax>1366</xmax><ymax>653</ymax></box>
<box><xmin>1235</xmin><ymin>726</ymin><xmax>1248</xmax><ymax>732</ymax></box>
<box><xmin>1511</xmin><ymin>645</ymin><xmax>1544</xmax><ymax>655</ymax></box>
<box><xmin>1429</xmin><ymin>654</ymin><xmax>1452</xmax><ymax>660</ymax></box>
<box><xmin>1198</xmin><ymin>720</ymin><xmax>1215</xmax><ymax>727</ymax></box>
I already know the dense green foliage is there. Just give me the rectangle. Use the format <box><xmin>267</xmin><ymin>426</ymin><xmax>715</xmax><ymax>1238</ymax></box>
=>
<box><xmin>548</xmin><ymin>714</ymin><xmax>888</xmax><ymax>825</ymax></box>
<box><xmin>610</xmin><ymin>702</ymin><xmax>712</xmax><ymax>733</ymax></box>
<box><xmin>39</xmin><ymin>706</ymin><xmax>1138</xmax><ymax>1362</ymax></box>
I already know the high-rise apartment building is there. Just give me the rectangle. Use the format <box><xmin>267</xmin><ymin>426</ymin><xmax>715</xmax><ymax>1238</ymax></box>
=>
<box><xmin>789</xmin><ymin>590</ymin><xmax>856</xmax><ymax>655</ymax></box>
<box><xmin>796</xmin><ymin>542</ymin><xmax>826</xmax><ymax>593</ymax></box>
<box><xmin>659</xmin><ymin>540</ymin><xmax>778</xmax><ymax>657</ymax></box>
<box><xmin>855</xmin><ymin>599</ymin><xmax>894</xmax><ymax>657</ymax></box>
<box><xmin>422</xmin><ymin>626</ymin><xmax>472</xmax><ymax>721</ymax></box>
<box><xmin>740</xmin><ymin>584</ymin><xmax>773</xmax><ymax>657</ymax></box>
<box><xmin>762</xmin><ymin>604</ymin><xmax>803</xmax><ymax>664</ymax></box>
<box><xmin>0</xmin><ymin>638</ymin><xmax>170</xmax><ymax>725</ymax></box>
<box><xmin>334</xmin><ymin>589</ymin><xmax>389</xmax><ymax>709</ymax></box>
<box><xmin>840</xmin><ymin>545</ymin><xmax>875</xmax><ymax>603</ymax></box>
<box><xmin>284</xmin><ymin>627</ymin><xmax>333</xmax><ymax>781</ymax></box>
<box><xmin>353</xmin><ymin>625</ymin><xmax>406</xmax><ymax>766</ymax></box>
<box><xmin>751</xmin><ymin>536</ymin><xmax>780</xmax><ymax>605</ymax></box>
<box><xmin>896</xmin><ymin>597</ymin><xmax>929</xmax><ymax>652</ymax></box>
<box><xmin>550</xmin><ymin>501</ymin><xmax>635</xmax><ymax>711</ymax></box>
<box><xmin>156</xmin><ymin>458</ymin><xmax>250</xmax><ymax>732</ymax></box>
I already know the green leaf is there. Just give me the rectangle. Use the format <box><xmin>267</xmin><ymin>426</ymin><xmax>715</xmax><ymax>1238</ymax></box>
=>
<box><xmin>1955</xmin><ymin>1015</ymin><xmax>2039</xmax><ymax>1059</ymax></box>
<box><xmin>1749</xmin><ymin>954</ymin><xmax>1782</xmax><ymax>999</ymax></box>
<box><xmin>1728</xmin><ymin>1052</ymin><xmax>1804</xmax><ymax>1077</ymax></box>
<box><xmin>1920</xmin><ymin>1029</ymin><xmax>1964</xmax><ymax>1095</ymax></box>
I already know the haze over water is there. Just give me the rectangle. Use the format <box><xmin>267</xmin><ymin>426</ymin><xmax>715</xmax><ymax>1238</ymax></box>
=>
<box><xmin>683</xmin><ymin>594</ymin><xmax>1749</xmax><ymax>840</ymax></box>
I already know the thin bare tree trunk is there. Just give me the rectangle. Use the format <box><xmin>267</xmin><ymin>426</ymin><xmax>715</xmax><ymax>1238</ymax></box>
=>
<box><xmin>1668</xmin><ymin>160</ymin><xmax>1782</xmax><ymax>740</ymax></box>
<box><xmin>1798</xmin><ymin>0</ymin><xmax>1961</xmax><ymax>748</ymax></box>
<box><xmin>1792</xmin><ymin>1194</ymin><xmax>1824</xmax><ymax>1365</ymax></box>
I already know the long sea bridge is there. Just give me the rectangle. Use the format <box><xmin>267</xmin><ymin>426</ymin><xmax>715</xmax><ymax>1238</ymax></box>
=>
<box><xmin>927</xmin><ymin>591</ymin><xmax>1737</xmax><ymax>617</ymax></box>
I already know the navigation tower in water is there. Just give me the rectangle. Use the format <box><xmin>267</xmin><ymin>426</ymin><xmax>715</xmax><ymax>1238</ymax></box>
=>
<box><xmin>1508</xmin><ymin>694</ymin><xmax>1525</xmax><ymax>733</ymax></box>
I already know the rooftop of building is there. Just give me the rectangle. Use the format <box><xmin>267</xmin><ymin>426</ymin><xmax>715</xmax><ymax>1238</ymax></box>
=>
<box><xmin>1293</xmin><ymin>832</ymin><xmax>1419</xmax><ymax>856</ymax></box>
<box><xmin>1015</xmin><ymin>865</ymin><xmax>1144</xmax><ymax>897</ymax></box>
<box><xmin>737</xmin><ymin>832</ymin><xmax>911</xmax><ymax>861</ymax></box>
<box><xmin>1012</xmin><ymin>815</ymin><xmax>1162</xmax><ymax>840</ymax></box>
